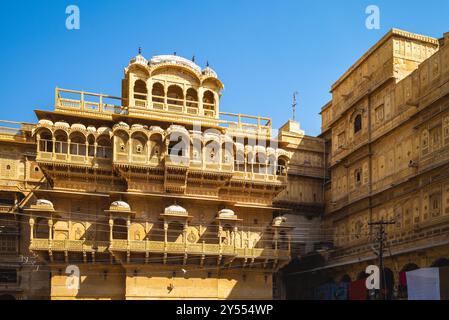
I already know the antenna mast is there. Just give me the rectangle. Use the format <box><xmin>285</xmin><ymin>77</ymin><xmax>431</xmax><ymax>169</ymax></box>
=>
<box><xmin>292</xmin><ymin>91</ymin><xmax>298</xmax><ymax>121</ymax></box>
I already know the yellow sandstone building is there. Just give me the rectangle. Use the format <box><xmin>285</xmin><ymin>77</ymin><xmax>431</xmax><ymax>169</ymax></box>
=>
<box><xmin>3</xmin><ymin>28</ymin><xmax>447</xmax><ymax>301</ymax></box>
<box><xmin>0</xmin><ymin>52</ymin><xmax>324</xmax><ymax>299</ymax></box>
<box><xmin>284</xmin><ymin>29</ymin><xmax>449</xmax><ymax>299</ymax></box>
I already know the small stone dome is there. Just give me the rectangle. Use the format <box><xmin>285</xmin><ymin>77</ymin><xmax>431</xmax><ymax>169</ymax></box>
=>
<box><xmin>87</xmin><ymin>126</ymin><xmax>97</xmax><ymax>133</ymax></box>
<box><xmin>54</xmin><ymin>121</ymin><xmax>70</xmax><ymax>129</ymax></box>
<box><xmin>35</xmin><ymin>199</ymin><xmax>54</xmax><ymax>210</ymax></box>
<box><xmin>149</xmin><ymin>55</ymin><xmax>202</xmax><ymax>73</ymax></box>
<box><xmin>272</xmin><ymin>216</ymin><xmax>287</xmax><ymax>226</ymax></box>
<box><xmin>38</xmin><ymin>119</ymin><xmax>53</xmax><ymax>126</ymax></box>
<box><xmin>71</xmin><ymin>123</ymin><xmax>86</xmax><ymax>131</ymax></box>
<box><xmin>202</xmin><ymin>66</ymin><xmax>218</xmax><ymax>78</ymax></box>
<box><xmin>114</xmin><ymin>122</ymin><xmax>130</xmax><ymax>129</ymax></box>
<box><xmin>218</xmin><ymin>209</ymin><xmax>235</xmax><ymax>218</ymax></box>
<box><xmin>97</xmin><ymin>127</ymin><xmax>111</xmax><ymax>135</ymax></box>
<box><xmin>130</xmin><ymin>54</ymin><xmax>148</xmax><ymax>66</ymax></box>
<box><xmin>164</xmin><ymin>204</ymin><xmax>187</xmax><ymax>215</ymax></box>
<box><xmin>131</xmin><ymin>124</ymin><xmax>145</xmax><ymax>130</ymax></box>
<box><xmin>110</xmin><ymin>201</ymin><xmax>131</xmax><ymax>211</ymax></box>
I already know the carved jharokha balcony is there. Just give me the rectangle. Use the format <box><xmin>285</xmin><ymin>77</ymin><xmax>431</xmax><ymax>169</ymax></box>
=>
<box><xmin>109</xmin><ymin>239</ymin><xmax>289</xmax><ymax>260</ymax></box>
<box><xmin>30</xmin><ymin>239</ymin><xmax>110</xmax><ymax>253</ymax></box>
<box><xmin>36</xmin><ymin>139</ymin><xmax>113</xmax><ymax>168</ymax></box>
<box><xmin>29</xmin><ymin>238</ymin><xmax>290</xmax><ymax>262</ymax></box>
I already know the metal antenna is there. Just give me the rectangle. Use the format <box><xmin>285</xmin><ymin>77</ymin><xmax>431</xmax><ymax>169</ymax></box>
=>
<box><xmin>292</xmin><ymin>91</ymin><xmax>298</xmax><ymax>121</ymax></box>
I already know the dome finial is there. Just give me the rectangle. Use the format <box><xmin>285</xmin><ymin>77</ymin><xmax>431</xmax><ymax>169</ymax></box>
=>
<box><xmin>174</xmin><ymin>51</ymin><xmax>177</xmax><ymax>56</ymax></box>
<box><xmin>192</xmin><ymin>55</ymin><xmax>195</xmax><ymax>62</ymax></box>
<box><xmin>206</xmin><ymin>61</ymin><xmax>209</xmax><ymax>67</ymax></box>
<box><xmin>138</xmin><ymin>47</ymin><xmax>142</xmax><ymax>55</ymax></box>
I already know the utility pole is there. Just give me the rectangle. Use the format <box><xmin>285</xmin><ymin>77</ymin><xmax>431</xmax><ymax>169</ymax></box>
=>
<box><xmin>368</xmin><ymin>219</ymin><xmax>395</xmax><ymax>300</ymax></box>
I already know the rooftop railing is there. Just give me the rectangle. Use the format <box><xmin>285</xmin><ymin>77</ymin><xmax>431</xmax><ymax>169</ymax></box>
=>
<box><xmin>55</xmin><ymin>88</ymin><xmax>272</xmax><ymax>136</ymax></box>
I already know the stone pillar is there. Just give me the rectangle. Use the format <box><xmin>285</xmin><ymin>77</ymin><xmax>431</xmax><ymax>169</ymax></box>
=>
<box><xmin>52</xmin><ymin>137</ymin><xmax>56</xmax><ymax>160</ymax></box>
<box><xmin>183</xmin><ymin>223</ymin><xmax>188</xmax><ymax>244</ymax></box>
<box><xmin>164</xmin><ymin>222</ymin><xmax>168</xmax><ymax>244</ymax></box>
<box><xmin>29</xmin><ymin>217</ymin><xmax>35</xmax><ymax>241</ymax></box>
<box><xmin>48</xmin><ymin>218</ymin><xmax>53</xmax><ymax>240</ymax></box>
<box><xmin>147</xmin><ymin>79</ymin><xmax>153</xmax><ymax>109</ymax></box>
<box><xmin>163</xmin><ymin>84</ymin><xmax>168</xmax><ymax>110</ymax></box>
<box><xmin>198</xmin><ymin>87</ymin><xmax>204</xmax><ymax>116</ymax></box>
<box><xmin>127</xmin><ymin>216</ymin><xmax>131</xmax><ymax>241</ymax></box>
<box><xmin>218</xmin><ymin>224</ymin><xmax>223</xmax><ymax>245</ymax></box>
<box><xmin>109</xmin><ymin>217</ymin><xmax>114</xmax><ymax>241</ymax></box>
<box><xmin>128</xmin><ymin>136</ymin><xmax>133</xmax><ymax>162</ymax></box>
<box><xmin>233</xmin><ymin>226</ymin><xmax>238</xmax><ymax>247</ymax></box>
<box><xmin>182</xmin><ymin>85</ymin><xmax>187</xmax><ymax>113</ymax></box>
<box><xmin>67</xmin><ymin>138</ymin><xmax>71</xmax><ymax>161</ymax></box>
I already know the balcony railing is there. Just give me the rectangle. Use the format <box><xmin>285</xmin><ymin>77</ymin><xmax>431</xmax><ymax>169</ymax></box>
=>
<box><xmin>0</xmin><ymin>120</ymin><xmax>34</xmax><ymax>142</ymax></box>
<box><xmin>110</xmin><ymin>239</ymin><xmax>289</xmax><ymax>259</ymax></box>
<box><xmin>30</xmin><ymin>239</ymin><xmax>109</xmax><ymax>253</ymax></box>
<box><xmin>56</xmin><ymin>88</ymin><xmax>126</xmax><ymax>115</ymax></box>
<box><xmin>54</xmin><ymin>88</ymin><xmax>273</xmax><ymax>136</ymax></box>
<box><xmin>37</xmin><ymin>139</ymin><xmax>112</xmax><ymax>167</ymax></box>
<box><xmin>30</xmin><ymin>238</ymin><xmax>290</xmax><ymax>260</ymax></box>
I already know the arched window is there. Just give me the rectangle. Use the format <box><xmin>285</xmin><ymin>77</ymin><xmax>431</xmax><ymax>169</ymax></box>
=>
<box><xmin>167</xmin><ymin>85</ymin><xmax>184</xmax><ymax>106</ymax></box>
<box><xmin>186</xmin><ymin>88</ymin><xmax>198</xmax><ymax>112</ymax></box>
<box><xmin>69</xmin><ymin>132</ymin><xmax>86</xmax><ymax>156</ymax></box>
<box><xmin>87</xmin><ymin>135</ymin><xmax>95</xmax><ymax>157</ymax></box>
<box><xmin>203</xmin><ymin>90</ymin><xmax>215</xmax><ymax>116</ymax></box>
<box><xmin>112</xmin><ymin>219</ymin><xmax>127</xmax><ymax>240</ymax></box>
<box><xmin>133</xmin><ymin>80</ymin><xmax>147</xmax><ymax>100</ymax></box>
<box><xmin>168</xmin><ymin>135</ymin><xmax>188</xmax><ymax>158</ymax></box>
<box><xmin>131</xmin><ymin>133</ymin><xmax>147</xmax><ymax>160</ymax></box>
<box><xmin>205</xmin><ymin>140</ymin><xmax>220</xmax><ymax>163</ymax></box>
<box><xmin>234</xmin><ymin>145</ymin><xmax>245</xmax><ymax>172</ymax></box>
<box><xmin>354</xmin><ymin>114</ymin><xmax>362</xmax><ymax>133</ymax></box>
<box><xmin>115</xmin><ymin>131</ymin><xmax>129</xmax><ymax>154</ymax></box>
<box><xmin>38</xmin><ymin>129</ymin><xmax>53</xmax><ymax>153</ymax></box>
<box><xmin>97</xmin><ymin>136</ymin><xmax>112</xmax><ymax>159</ymax></box>
<box><xmin>35</xmin><ymin>218</ymin><xmax>49</xmax><ymax>239</ymax></box>
<box><xmin>150</xmin><ymin>134</ymin><xmax>163</xmax><ymax>161</ymax></box>
<box><xmin>277</xmin><ymin>157</ymin><xmax>287</xmax><ymax>176</ymax></box>
<box><xmin>279</xmin><ymin>230</ymin><xmax>288</xmax><ymax>250</ymax></box>
<box><xmin>54</xmin><ymin>130</ymin><xmax>68</xmax><ymax>154</ymax></box>
<box><xmin>254</xmin><ymin>152</ymin><xmax>267</xmax><ymax>174</ymax></box>
<box><xmin>167</xmin><ymin>222</ymin><xmax>184</xmax><ymax>243</ymax></box>
<box><xmin>355</xmin><ymin>169</ymin><xmax>362</xmax><ymax>184</ymax></box>
<box><xmin>152</xmin><ymin>83</ymin><xmax>164</xmax><ymax>108</ymax></box>
<box><xmin>221</xmin><ymin>142</ymin><xmax>233</xmax><ymax>164</ymax></box>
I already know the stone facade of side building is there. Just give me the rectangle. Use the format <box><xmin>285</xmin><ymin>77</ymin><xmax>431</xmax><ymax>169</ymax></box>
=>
<box><xmin>0</xmin><ymin>53</ymin><xmax>324</xmax><ymax>299</ymax></box>
<box><xmin>284</xmin><ymin>29</ymin><xmax>449</xmax><ymax>299</ymax></box>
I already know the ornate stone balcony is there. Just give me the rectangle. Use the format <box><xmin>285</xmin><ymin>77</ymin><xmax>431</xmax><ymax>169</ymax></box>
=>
<box><xmin>30</xmin><ymin>239</ymin><xmax>109</xmax><ymax>253</ymax></box>
<box><xmin>108</xmin><ymin>239</ymin><xmax>289</xmax><ymax>260</ymax></box>
<box><xmin>29</xmin><ymin>238</ymin><xmax>290</xmax><ymax>264</ymax></box>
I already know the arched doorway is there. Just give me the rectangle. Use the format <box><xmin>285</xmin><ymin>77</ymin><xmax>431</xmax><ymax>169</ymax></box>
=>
<box><xmin>430</xmin><ymin>258</ymin><xmax>449</xmax><ymax>267</ymax></box>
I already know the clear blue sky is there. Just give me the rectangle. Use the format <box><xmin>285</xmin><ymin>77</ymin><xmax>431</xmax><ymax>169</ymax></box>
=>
<box><xmin>1</xmin><ymin>0</ymin><xmax>448</xmax><ymax>136</ymax></box>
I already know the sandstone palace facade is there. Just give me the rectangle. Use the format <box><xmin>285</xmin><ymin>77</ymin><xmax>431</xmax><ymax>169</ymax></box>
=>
<box><xmin>283</xmin><ymin>29</ymin><xmax>449</xmax><ymax>299</ymax></box>
<box><xmin>0</xmin><ymin>52</ymin><xmax>324</xmax><ymax>299</ymax></box>
<box><xmin>2</xmin><ymin>28</ymin><xmax>448</xmax><ymax>300</ymax></box>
